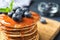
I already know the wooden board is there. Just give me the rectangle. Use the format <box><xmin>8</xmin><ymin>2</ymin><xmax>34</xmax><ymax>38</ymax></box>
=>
<box><xmin>0</xmin><ymin>17</ymin><xmax>60</xmax><ymax>40</ymax></box>
<box><xmin>37</xmin><ymin>17</ymin><xmax>60</xmax><ymax>40</ymax></box>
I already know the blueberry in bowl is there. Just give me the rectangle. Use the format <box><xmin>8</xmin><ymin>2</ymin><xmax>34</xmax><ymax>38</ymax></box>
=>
<box><xmin>38</xmin><ymin>2</ymin><xmax>59</xmax><ymax>17</ymax></box>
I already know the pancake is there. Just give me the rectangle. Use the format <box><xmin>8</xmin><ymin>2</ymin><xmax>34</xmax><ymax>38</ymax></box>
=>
<box><xmin>4</xmin><ymin>24</ymin><xmax>37</xmax><ymax>35</ymax></box>
<box><xmin>7</xmin><ymin>31</ymin><xmax>38</xmax><ymax>40</ymax></box>
<box><xmin>0</xmin><ymin>11</ymin><xmax>40</xmax><ymax>40</ymax></box>
<box><xmin>6</xmin><ymin>27</ymin><xmax>37</xmax><ymax>37</ymax></box>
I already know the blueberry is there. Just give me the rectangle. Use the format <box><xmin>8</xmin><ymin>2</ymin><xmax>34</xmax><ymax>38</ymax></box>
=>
<box><xmin>16</xmin><ymin>15</ymin><xmax>22</xmax><ymax>21</ymax></box>
<box><xmin>16</xmin><ymin>8</ymin><xmax>22</xmax><ymax>13</ymax></box>
<box><xmin>40</xmin><ymin>18</ymin><xmax>47</xmax><ymax>24</ymax></box>
<box><xmin>13</xmin><ymin>7</ymin><xmax>22</xmax><ymax>13</ymax></box>
<box><xmin>22</xmin><ymin>6</ymin><xmax>29</xmax><ymax>11</ymax></box>
<box><xmin>15</xmin><ymin>8</ymin><xmax>24</xmax><ymax>16</ymax></box>
<box><xmin>8</xmin><ymin>11</ymin><xmax>14</xmax><ymax>17</ymax></box>
<box><xmin>24</xmin><ymin>11</ymin><xmax>32</xmax><ymax>18</ymax></box>
<box><xmin>0</xmin><ymin>12</ymin><xmax>3</xmax><ymax>14</ymax></box>
<box><xmin>12</xmin><ymin>14</ymin><xmax>22</xmax><ymax>22</ymax></box>
<box><xmin>15</xmin><ymin>9</ymin><xmax>23</xmax><ymax>14</ymax></box>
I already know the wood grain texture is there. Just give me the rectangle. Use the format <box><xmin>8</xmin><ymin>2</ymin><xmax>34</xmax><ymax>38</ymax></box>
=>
<box><xmin>37</xmin><ymin>17</ymin><xmax>60</xmax><ymax>40</ymax></box>
<box><xmin>0</xmin><ymin>17</ymin><xmax>60</xmax><ymax>40</ymax></box>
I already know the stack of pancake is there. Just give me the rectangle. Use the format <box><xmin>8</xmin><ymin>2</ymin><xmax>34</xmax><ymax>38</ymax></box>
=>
<box><xmin>0</xmin><ymin>12</ymin><xmax>40</xmax><ymax>40</ymax></box>
<box><xmin>1</xmin><ymin>23</ymin><xmax>39</xmax><ymax>40</ymax></box>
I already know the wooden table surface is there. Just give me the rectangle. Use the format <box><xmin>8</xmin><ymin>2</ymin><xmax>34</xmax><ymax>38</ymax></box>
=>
<box><xmin>0</xmin><ymin>17</ymin><xmax>60</xmax><ymax>40</ymax></box>
<box><xmin>37</xmin><ymin>17</ymin><xmax>60</xmax><ymax>40</ymax></box>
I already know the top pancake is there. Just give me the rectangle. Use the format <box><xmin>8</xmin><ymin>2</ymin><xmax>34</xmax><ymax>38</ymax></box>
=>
<box><xmin>0</xmin><ymin>11</ymin><xmax>40</xmax><ymax>28</ymax></box>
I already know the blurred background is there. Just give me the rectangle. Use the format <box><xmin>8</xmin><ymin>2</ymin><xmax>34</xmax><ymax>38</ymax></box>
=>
<box><xmin>30</xmin><ymin>0</ymin><xmax>60</xmax><ymax>22</ymax></box>
<box><xmin>30</xmin><ymin>0</ymin><xmax>60</xmax><ymax>40</ymax></box>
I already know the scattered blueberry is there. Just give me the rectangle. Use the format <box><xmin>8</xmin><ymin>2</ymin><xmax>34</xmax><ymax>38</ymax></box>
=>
<box><xmin>40</xmin><ymin>18</ymin><xmax>47</xmax><ymax>24</ymax></box>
